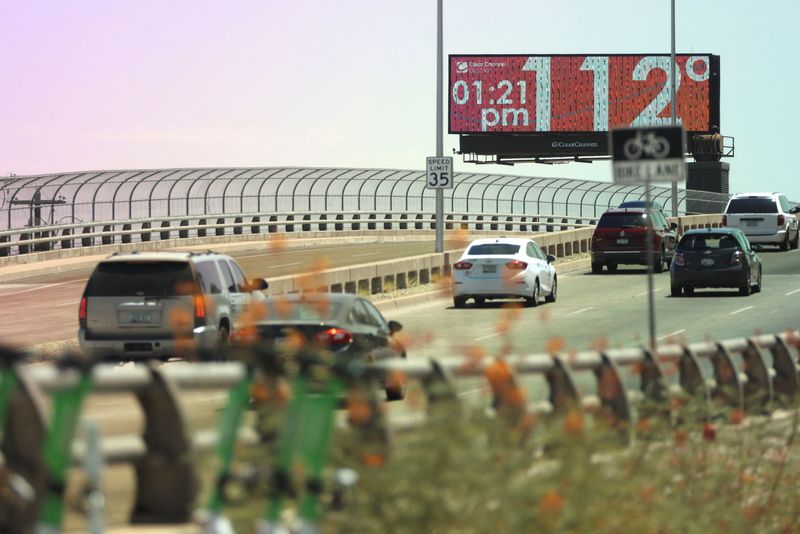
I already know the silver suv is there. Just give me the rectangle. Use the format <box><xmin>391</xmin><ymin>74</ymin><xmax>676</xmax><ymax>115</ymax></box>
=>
<box><xmin>78</xmin><ymin>251</ymin><xmax>268</xmax><ymax>360</ymax></box>
<box><xmin>723</xmin><ymin>192</ymin><xmax>800</xmax><ymax>250</ymax></box>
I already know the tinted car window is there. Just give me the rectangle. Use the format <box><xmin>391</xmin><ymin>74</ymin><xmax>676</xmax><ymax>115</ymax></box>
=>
<box><xmin>227</xmin><ymin>260</ymin><xmax>247</xmax><ymax>292</ymax></box>
<box><xmin>195</xmin><ymin>261</ymin><xmax>223</xmax><ymax>294</ymax></box>
<box><xmin>361</xmin><ymin>300</ymin><xmax>389</xmax><ymax>330</ymax></box>
<box><xmin>218</xmin><ymin>260</ymin><xmax>237</xmax><ymax>293</ymax></box>
<box><xmin>679</xmin><ymin>234</ymin><xmax>741</xmax><ymax>250</ymax></box>
<box><xmin>85</xmin><ymin>261</ymin><xmax>194</xmax><ymax>297</ymax></box>
<box><xmin>468</xmin><ymin>243</ymin><xmax>520</xmax><ymax>255</ymax></box>
<box><xmin>531</xmin><ymin>242</ymin><xmax>546</xmax><ymax>260</ymax></box>
<box><xmin>350</xmin><ymin>300</ymin><xmax>379</xmax><ymax>326</ymax></box>
<box><xmin>597</xmin><ymin>213</ymin><xmax>646</xmax><ymax>228</ymax></box>
<box><xmin>726</xmin><ymin>198</ymin><xmax>778</xmax><ymax>213</ymax></box>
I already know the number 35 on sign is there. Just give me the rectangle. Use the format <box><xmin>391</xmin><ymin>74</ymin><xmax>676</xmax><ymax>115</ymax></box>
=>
<box><xmin>426</xmin><ymin>157</ymin><xmax>453</xmax><ymax>189</ymax></box>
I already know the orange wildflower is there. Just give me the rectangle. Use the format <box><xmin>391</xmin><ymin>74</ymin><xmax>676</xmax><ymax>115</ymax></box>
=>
<box><xmin>703</xmin><ymin>422</ymin><xmax>716</xmax><ymax>442</ymax></box>
<box><xmin>362</xmin><ymin>453</ymin><xmax>386</xmax><ymax>467</ymax></box>
<box><xmin>563</xmin><ymin>410</ymin><xmax>583</xmax><ymax>436</ymax></box>
<box><xmin>538</xmin><ymin>489</ymin><xmax>565</xmax><ymax>516</ymax></box>
<box><xmin>730</xmin><ymin>408</ymin><xmax>745</xmax><ymax>425</ymax></box>
<box><xmin>546</xmin><ymin>336</ymin><xmax>565</xmax><ymax>354</ymax></box>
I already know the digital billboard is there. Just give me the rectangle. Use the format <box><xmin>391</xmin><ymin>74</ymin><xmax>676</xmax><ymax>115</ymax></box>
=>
<box><xmin>449</xmin><ymin>54</ymin><xmax>719</xmax><ymax>143</ymax></box>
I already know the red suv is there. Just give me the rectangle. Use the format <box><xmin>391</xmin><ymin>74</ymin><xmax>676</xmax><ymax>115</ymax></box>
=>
<box><xmin>590</xmin><ymin>208</ymin><xmax>679</xmax><ymax>274</ymax></box>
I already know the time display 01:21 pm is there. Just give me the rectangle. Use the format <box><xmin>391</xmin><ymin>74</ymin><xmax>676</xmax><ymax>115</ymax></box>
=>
<box><xmin>449</xmin><ymin>55</ymin><xmax>714</xmax><ymax>134</ymax></box>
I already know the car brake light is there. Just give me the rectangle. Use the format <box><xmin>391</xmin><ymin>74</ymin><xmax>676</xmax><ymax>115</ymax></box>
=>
<box><xmin>730</xmin><ymin>251</ymin><xmax>743</xmax><ymax>266</ymax></box>
<box><xmin>722</xmin><ymin>215</ymin><xmax>727</xmax><ymax>226</ymax></box>
<box><xmin>505</xmin><ymin>260</ymin><xmax>528</xmax><ymax>270</ymax></box>
<box><xmin>315</xmin><ymin>328</ymin><xmax>353</xmax><ymax>349</ymax></box>
<box><xmin>194</xmin><ymin>295</ymin><xmax>206</xmax><ymax>327</ymax></box>
<box><xmin>454</xmin><ymin>261</ymin><xmax>473</xmax><ymax>270</ymax></box>
<box><xmin>673</xmin><ymin>252</ymin><xmax>685</xmax><ymax>266</ymax></box>
<box><xmin>79</xmin><ymin>297</ymin><xmax>87</xmax><ymax>327</ymax></box>
<box><xmin>778</xmin><ymin>214</ymin><xmax>785</xmax><ymax>226</ymax></box>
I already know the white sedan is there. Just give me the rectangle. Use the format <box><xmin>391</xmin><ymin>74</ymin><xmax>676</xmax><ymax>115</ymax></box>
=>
<box><xmin>451</xmin><ymin>237</ymin><xmax>558</xmax><ymax>308</ymax></box>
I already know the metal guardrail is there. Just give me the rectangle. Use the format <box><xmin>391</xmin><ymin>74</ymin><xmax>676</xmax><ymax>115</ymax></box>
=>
<box><xmin>0</xmin><ymin>210</ymin><xmax>599</xmax><ymax>257</ymax></box>
<box><xmin>0</xmin><ymin>329</ymin><xmax>798</xmax><ymax>530</ymax></box>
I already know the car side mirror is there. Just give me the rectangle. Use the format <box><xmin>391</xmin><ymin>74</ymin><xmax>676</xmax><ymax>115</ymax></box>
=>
<box><xmin>790</xmin><ymin>205</ymin><xmax>800</xmax><ymax>214</ymax></box>
<box><xmin>388</xmin><ymin>320</ymin><xmax>403</xmax><ymax>334</ymax></box>
<box><xmin>546</xmin><ymin>254</ymin><xmax>556</xmax><ymax>264</ymax></box>
<box><xmin>670</xmin><ymin>222</ymin><xmax>678</xmax><ymax>230</ymax></box>
<box><xmin>249</xmin><ymin>278</ymin><xmax>269</xmax><ymax>291</ymax></box>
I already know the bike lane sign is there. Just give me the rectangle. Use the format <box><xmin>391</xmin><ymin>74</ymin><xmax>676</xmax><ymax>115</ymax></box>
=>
<box><xmin>610</xmin><ymin>126</ymin><xmax>686</xmax><ymax>184</ymax></box>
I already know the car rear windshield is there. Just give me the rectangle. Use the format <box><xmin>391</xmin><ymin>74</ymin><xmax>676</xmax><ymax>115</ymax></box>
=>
<box><xmin>467</xmin><ymin>243</ymin><xmax>520</xmax><ymax>255</ymax></box>
<box><xmin>597</xmin><ymin>213</ymin><xmax>646</xmax><ymax>228</ymax></box>
<box><xmin>726</xmin><ymin>198</ymin><xmax>777</xmax><ymax>213</ymax></box>
<box><xmin>85</xmin><ymin>261</ymin><xmax>195</xmax><ymax>297</ymax></box>
<box><xmin>679</xmin><ymin>234</ymin><xmax>741</xmax><ymax>250</ymax></box>
<box><xmin>266</xmin><ymin>300</ymin><xmax>343</xmax><ymax>321</ymax></box>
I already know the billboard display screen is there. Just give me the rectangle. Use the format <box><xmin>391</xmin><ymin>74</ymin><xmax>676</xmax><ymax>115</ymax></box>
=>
<box><xmin>449</xmin><ymin>54</ymin><xmax>719</xmax><ymax>135</ymax></box>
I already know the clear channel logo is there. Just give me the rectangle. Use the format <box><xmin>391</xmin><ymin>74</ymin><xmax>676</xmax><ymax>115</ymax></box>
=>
<box><xmin>456</xmin><ymin>61</ymin><xmax>469</xmax><ymax>73</ymax></box>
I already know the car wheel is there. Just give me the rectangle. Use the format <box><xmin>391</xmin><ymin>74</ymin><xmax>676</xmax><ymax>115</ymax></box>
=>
<box><xmin>684</xmin><ymin>286</ymin><xmax>695</xmax><ymax>297</ymax></box>
<box><xmin>474</xmin><ymin>297</ymin><xmax>486</xmax><ymax>307</ymax></box>
<box><xmin>606</xmin><ymin>263</ymin><xmax>618</xmax><ymax>273</ymax></box>
<box><xmin>215</xmin><ymin>325</ymin><xmax>230</xmax><ymax>361</ymax></box>
<box><xmin>653</xmin><ymin>247</ymin><xmax>665</xmax><ymax>273</ymax></box>
<box><xmin>526</xmin><ymin>280</ymin><xmax>540</xmax><ymax>307</ymax></box>
<box><xmin>453</xmin><ymin>296</ymin><xmax>467</xmax><ymax>308</ymax></box>
<box><xmin>752</xmin><ymin>266</ymin><xmax>762</xmax><ymax>293</ymax></box>
<box><xmin>591</xmin><ymin>262</ymin><xmax>603</xmax><ymax>274</ymax></box>
<box><xmin>545</xmin><ymin>276</ymin><xmax>557</xmax><ymax>303</ymax></box>
<box><xmin>792</xmin><ymin>230</ymin><xmax>799</xmax><ymax>250</ymax></box>
<box><xmin>665</xmin><ymin>255</ymin><xmax>672</xmax><ymax>270</ymax></box>
<box><xmin>780</xmin><ymin>232</ymin><xmax>790</xmax><ymax>251</ymax></box>
<box><xmin>739</xmin><ymin>273</ymin><xmax>752</xmax><ymax>296</ymax></box>
<box><xmin>385</xmin><ymin>352</ymin><xmax>408</xmax><ymax>401</ymax></box>
<box><xmin>670</xmin><ymin>283</ymin><xmax>682</xmax><ymax>297</ymax></box>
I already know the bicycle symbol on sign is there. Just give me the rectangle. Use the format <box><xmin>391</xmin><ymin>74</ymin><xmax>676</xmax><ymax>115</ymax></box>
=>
<box><xmin>623</xmin><ymin>131</ymin><xmax>670</xmax><ymax>159</ymax></box>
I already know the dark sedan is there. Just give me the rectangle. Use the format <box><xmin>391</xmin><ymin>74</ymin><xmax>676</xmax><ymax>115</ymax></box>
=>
<box><xmin>231</xmin><ymin>293</ymin><xmax>407</xmax><ymax>399</ymax></box>
<box><xmin>670</xmin><ymin>228</ymin><xmax>762</xmax><ymax>297</ymax></box>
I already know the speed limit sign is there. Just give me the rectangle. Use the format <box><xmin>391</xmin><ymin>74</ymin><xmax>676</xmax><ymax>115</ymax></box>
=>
<box><xmin>426</xmin><ymin>156</ymin><xmax>453</xmax><ymax>189</ymax></box>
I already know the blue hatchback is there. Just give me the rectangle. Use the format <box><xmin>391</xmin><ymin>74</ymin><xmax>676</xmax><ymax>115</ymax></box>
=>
<box><xmin>670</xmin><ymin>228</ymin><xmax>762</xmax><ymax>297</ymax></box>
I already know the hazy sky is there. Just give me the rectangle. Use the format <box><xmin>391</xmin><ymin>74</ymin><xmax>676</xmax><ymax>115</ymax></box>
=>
<box><xmin>2</xmin><ymin>1</ymin><xmax>798</xmax><ymax>198</ymax></box>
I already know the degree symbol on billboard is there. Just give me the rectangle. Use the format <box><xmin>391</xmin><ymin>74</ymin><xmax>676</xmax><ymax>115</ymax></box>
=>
<box><xmin>686</xmin><ymin>56</ymin><xmax>710</xmax><ymax>82</ymax></box>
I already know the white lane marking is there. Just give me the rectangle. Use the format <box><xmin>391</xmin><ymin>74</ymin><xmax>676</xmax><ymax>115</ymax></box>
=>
<box><xmin>636</xmin><ymin>288</ymin><xmax>663</xmax><ymax>297</ymax></box>
<box><xmin>473</xmin><ymin>332</ymin><xmax>500</xmax><ymax>341</ymax></box>
<box><xmin>0</xmin><ymin>280</ymin><xmax>82</xmax><ymax>296</ymax></box>
<box><xmin>55</xmin><ymin>301</ymin><xmax>80</xmax><ymax>307</ymax></box>
<box><xmin>353</xmin><ymin>252</ymin><xmax>380</xmax><ymax>257</ymax></box>
<box><xmin>657</xmin><ymin>329</ymin><xmax>686</xmax><ymax>341</ymax></box>
<box><xmin>271</xmin><ymin>262</ymin><xmax>301</xmax><ymax>268</ymax></box>
<box><xmin>0</xmin><ymin>284</ymin><xmax>36</xmax><ymax>290</ymax></box>
<box><xmin>458</xmin><ymin>388</ymin><xmax>486</xmax><ymax>398</ymax></box>
<box><xmin>730</xmin><ymin>306</ymin><xmax>754</xmax><ymax>316</ymax></box>
<box><xmin>566</xmin><ymin>307</ymin><xmax>594</xmax><ymax>316</ymax></box>
<box><xmin>785</xmin><ymin>289</ymin><xmax>800</xmax><ymax>296</ymax></box>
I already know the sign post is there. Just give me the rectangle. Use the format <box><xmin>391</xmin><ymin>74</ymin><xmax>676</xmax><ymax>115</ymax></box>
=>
<box><xmin>611</xmin><ymin>125</ymin><xmax>686</xmax><ymax>351</ymax></box>
<box><xmin>426</xmin><ymin>156</ymin><xmax>453</xmax><ymax>253</ymax></box>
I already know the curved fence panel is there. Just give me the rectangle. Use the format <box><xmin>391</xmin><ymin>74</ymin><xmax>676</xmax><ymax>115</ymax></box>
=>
<box><xmin>0</xmin><ymin>167</ymin><xmax>732</xmax><ymax>234</ymax></box>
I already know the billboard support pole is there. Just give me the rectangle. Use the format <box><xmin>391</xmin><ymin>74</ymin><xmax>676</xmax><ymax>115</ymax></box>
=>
<box><xmin>435</xmin><ymin>0</ymin><xmax>444</xmax><ymax>253</ymax></box>
<box><xmin>645</xmin><ymin>178</ymin><xmax>656</xmax><ymax>352</ymax></box>
<box><xmin>670</xmin><ymin>0</ymin><xmax>679</xmax><ymax>217</ymax></box>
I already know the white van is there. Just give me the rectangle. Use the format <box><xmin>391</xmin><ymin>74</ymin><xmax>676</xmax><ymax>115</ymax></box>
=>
<box><xmin>723</xmin><ymin>192</ymin><xmax>799</xmax><ymax>250</ymax></box>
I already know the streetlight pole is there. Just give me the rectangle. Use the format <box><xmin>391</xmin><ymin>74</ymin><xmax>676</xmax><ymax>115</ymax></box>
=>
<box><xmin>435</xmin><ymin>0</ymin><xmax>444</xmax><ymax>252</ymax></box>
<box><xmin>670</xmin><ymin>0</ymin><xmax>678</xmax><ymax>217</ymax></box>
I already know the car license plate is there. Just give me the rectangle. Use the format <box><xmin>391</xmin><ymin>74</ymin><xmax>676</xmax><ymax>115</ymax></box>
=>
<box><xmin>617</xmin><ymin>238</ymin><xmax>628</xmax><ymax>244</ymax></box>
<box><xmin>746</xmin><ymin>220</ymin><xmax>758</xmax><ymax>227</ymax></box>
<box><xmin>128</xmin><ymin>311</ymin><xmax>152</xmax><ymax>323</ymax></box>
<box><xmin>700</xmin><ymin>258</ymin><xmax>715</xmax><ymax>267</ymax></box>
<box><xmin>482</xmin><ymin>264</ymin><xmax>497</xmax><ymax>273</ymax></box>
